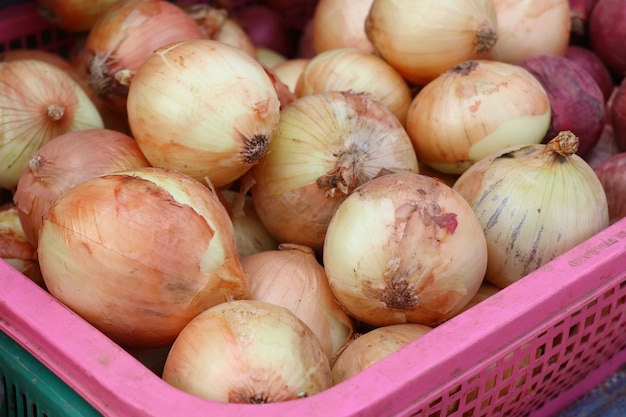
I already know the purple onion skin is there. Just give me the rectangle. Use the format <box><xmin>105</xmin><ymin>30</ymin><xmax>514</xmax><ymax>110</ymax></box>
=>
<box><xmin>594</xmin><ymin>152</ymin><xmax>626</xmax><ymax>224</ymax></box>
<box><xmin>519</xmin><ymin>54</ymin><xmax>606</xmax><ymax>157</ymax></box>
<box><xmin>588</xmin><ymin>0</ymin><xmax>626</xmax><ymax>82</ymax></box>
<box><xmin>611</xmin><ymin>78</ymin><xmax>626</xmax><ymax>152</ymax></box>
<box><xmin>565</xmin><ymin>46</ymin><xmax>615</xmax><ymax>101</ymax></box>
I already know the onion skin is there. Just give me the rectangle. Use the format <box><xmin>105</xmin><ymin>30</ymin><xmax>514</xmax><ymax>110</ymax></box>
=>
<box><xmin>588</xmin><ymin>0</ymin><xmax>626</xmax><ymax>80</ymax></box>
<box><xmin>611</xmin><ymin>79</ymin><xmax>626</xmax><ymax>152</ymax></box>
<box><xmin>13</xmin><ymin>129</ymin><xmax>151</xmax><ymax>248</ymax></box>
<box><xmin>38</xmin><ymin>167</ymin><xmax>249</xmax><ymax>348</ymax></box>
<box><xmin>250</xmin><ymin>91</ymin><xmax>419</xmax><ymax>252</ymax></box>
<box><xmin>162</xmin><ymin>300</ymin><xmax>332</xmax><ymax>403</ymax></box>
<box><xmin>241</xmin><ymin>244</ymin><xmax>355</xmax><ymax>360</ymax></box>
<box><xmin>232</xmin><ymin>5</ymin><xmax>296</xmax><ymax>57</ymax></box>
<box><xmin>519</xmin><ymin>54</ymin><xmax>606</xmax><ymax>157</ymax></box>
<box><xmin>564</xmin><ymin>46</ymin><xmax>615</xmax><ymax>101</ymax></box>
<box><xmin>331</xmin><ymin>323</ymin><xmax>432</xmax><ymax>385</ymax></box>
<box><xmin>594</xmin><ymin>152</ymin><xmax>626</xmax><ymax>224</ymax></box>
<box><xmin>0</xmin><ymin>59</ymin><xmax>104</xmax><ymax>191</ymax></box>
<box><xmin>453</xmin><ymin>131</ymin><xmax>609</xmax><ymax>288</ymax></box>
<box><xmin>323</xmin><ymin>173</ymin><xmax>487</xmax><ymax>327</ymax></box>
<box><xmin>311</xmin><ymin>0</ymin><xmax>375</xmax><ymax>54</ymax></box>
<box><xmin>568</xmin><ymin>0</ymin><xmax>599</xmax><ymax>41</ymax></box>
<box><xmin>37</xmin><ymin>0</ymin><xmax>125</xmax><ymax>32</ymax></box>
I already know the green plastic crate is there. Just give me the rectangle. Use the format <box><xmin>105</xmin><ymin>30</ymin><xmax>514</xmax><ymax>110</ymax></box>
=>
<box><xmin>0</xmin><ymin>332</ymin><xmax>101</xmax><ymax>417</ymax></box>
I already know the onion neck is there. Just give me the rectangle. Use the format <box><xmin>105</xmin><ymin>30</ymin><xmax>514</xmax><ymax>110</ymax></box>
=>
<box><xmin>46</xmin><ymin>103</ymin><xmax>65</xmax><ymax>121</ymax></box>
<box><xmin>475</xmin><ymin>22</ymin><xmax>497</xmax><ymax>54</ymax></box>
<box><xmin>316</xmin><ymin>147</ymin><xmax>364</xmax><ymax>197</ymax></box>
<box><xmin>545</xmin><ymin>130</ymin><xmax>579</xmax><ymax>158</ymax></box>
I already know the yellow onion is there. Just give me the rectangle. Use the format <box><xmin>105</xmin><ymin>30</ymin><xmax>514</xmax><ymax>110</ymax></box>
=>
<box><xmin>84</xmin><ymin>0</ymin><xmax>205</xmax><ymax>114</ymax></box>
<box><xmin>241</xmin><ymin>243</ymin><xmax>355</xmax><ymax>360</ymax></box>
<box><xmin>13</xmin><ymin>129</ymin><xmax>150</xmax><ymax>248</ymax></box>
<box><xmin>323</xmin><ymin>172</ymin><xmax>488</xmax><ymax>327</ymax></box>
<box><xmin>331</xmin><ymin>323</ymin><xmax>432</xmax><ymax>385</ymax></box>
<box><xmin>127</xmin><ymin>39</ymin><xmax>281</xmax><ymax>188</ymax></box>
<box><xmin>406</xmin><ymin>60</ymin><xmax>551</xmax><ymax>175</ymax></box>
<box><xmin>0</xmin><ymin>204</ymin><xmax>43</xmax><ymax>288</ymax></box>
<box><xmin>365</xmin><ymin>0</ymin><xmax>498</xmax><ymax>85</ymax></box>
<box><xmin>36</xmin><ymin>0</ymin><xmax>126</xmax><ymax>32</ymax></box>
<box><xmin>457</xmin><ymin>281</ymin><xmax>500</xmax><ymax>314</ymax></box>
<box><xmin>272</xmin><ymin>58</ymin><xmax>309</xmax><ymax>93</ymax></box>
<box><xmin>0</xmin><ymin>59</ymin><xmax>104</xmax><ymax>191</ymax></box>
<box><xmin>182</xmin><ymin>3</ymin><xmax>257</xmax><ymax>57</ymax></box>
<box><xmin>37</xmin><ymin>167</ymin><xmax>249</xmax><ymax>348</ymax></box>
<box><xmin>249</xmin><ymin>91</ymin><xmax>419</xmax><ymax>252</ymax></box>
<box><xmin>162</xmin><ymin>299</ymin><xmax>332</xmax><ymax>403</ymax></box>
<box><xmin>486</xmin><ymin>0</ymin><xmax>571</xmax><ymax>64</ymax></box>
<box><xmin>220</xmin><ymin>189</ymin><xmax>279</xmax><ymax>258</ymax></box>
<box><xmin>311</xmin><ymin>0</ymin><xmax>375</xmax><ymax>54</ymax></box>
<box><xmin>295</xmin><ymin>48</ymin><xmax>412</xmax><ymax>125</ymax></box>
<box><xmin>453</xmin><ymin>131</ymin><xmax>609</xmax><ymax>288</ymax></box>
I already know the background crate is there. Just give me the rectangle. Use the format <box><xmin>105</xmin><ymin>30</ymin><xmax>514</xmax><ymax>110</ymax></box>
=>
<box><xmin>1</xmin><ymin>1</ymin><xmax>626</xmax><ymax>417</ymax></box>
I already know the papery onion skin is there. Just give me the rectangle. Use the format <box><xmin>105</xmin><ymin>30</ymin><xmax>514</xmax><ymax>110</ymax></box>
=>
<box><xmin>486</xmin><ymin>0</ymin><xmax>571</xmax><ymax>64</ymax></box>
<box><xmin>37</xmin><ymin>0</ymin><xmax>125</xmax><ymax>32</ymax></box>
<box><xmin>250</xmin><ymin>91</ymin><xmax>419</xmax><ymax>252</ymax></box>
<box><xmin>0</xmin><ymin>59</ymin><xmax>104</xmax><ymax>191</ymax></box>
<box><xmin>272</xmin><ymin>58</ymin><xmax>309</xmax><ymax>93</ymax></box>
<box><xmin>331</xmin><ymin>323</ymin><xmax>432</xmax><ymax>385</ymax></box>
<box><xmin>365</xmin><ymin>0</ymin><xmax>498</xmax><ymax>85</ymax></box>
<box><xmin>594</xmin><ymin>152</ymin><xmax>626</xmax><ymax>224</ymax></box>
<box><xmin>241</xmin><ymin>243</ymin><xmax>355</xmax><ymax>360</ymax></box>
<box><xmin>323</xmin><ymin>172</ymin><xmax>488</xmax><ymax>327</ymax></box>
<box><xmin>0</xmin><ymin>203</ymin><xmax>42</xmax><ymax>287</ymax></box>
<box><xmin>38</xmin><ymin>167</ymin><xmax>249</xmax><ymax>348</ymax></box>
<box><xmin>406</xmin><ymin>60</ymin><xmax>551</xmax><ymax>175</ymax></box>
<box><xmin>311</xmin><ymin>0</ymin><xmax>375</xmax><ymax>55</ymax></box>
<box><xmin>588</xmin><ymin>0</ymin><xmax>626</xmax><ymax>80</ymax></box>
<box><xmin>85</xmin><ymin>0</ymin><xmax>205</xmax><ymax>113</ymax></box>
<box><xmin>162</xmin><ymin>299</ymin><xmax>332</xmax><ymax>403</ymax></box>
<box><xmin>295</xmin><ymin>48</ymin><xmax>412</xmax><ymax>125</ymax></box>
<box><xmin>519</xmin><ymin>54</ymin><xmax>606</xmax><ymax>158</ymax></box>
<box><xmin>13</xmin><ymin>129</ymin><xmax>151</xmax><ymax>248</ymax></box>
<box><xmin>127</xmin><ymin>39</ymin><xmax>281</xmax><ymax>188</ymax></box>
<box><xmin>568</xmin><ymin>0</ymin><xmax>599</xmax><ymax>41</ymax></box>
<box><xmin>453</xmin><ymin>131</ymin><xmax>609</xmax><ymax>288</ymax></box>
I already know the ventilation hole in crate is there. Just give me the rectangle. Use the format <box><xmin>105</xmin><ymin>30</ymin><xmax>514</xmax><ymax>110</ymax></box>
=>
<box><xmin>428</xmin><ymin>396</ymin><xmax>443</xmax><ymax>408</ymax></box>
<box><xmin>547</xmin><ymin>352</ymin><xmax>559</xmax><ymax>365</ymax></box>
<box><xmin>542</xmin><ymin>370</ymin><xmax>554</xmax><ymax>383</ymax></box>
<box><xmin>531</xmin><ymin>363</ymin><xmax>543</xmax><ymax>377</ymax></box>
<box><xmin>568</xmin><ymin>323</ymin><xmax>579</xmax><ymax>337</ymax></box>
<box><xmin>558</xmin><ymin>359</ymin><xmax>570</xmax><ymax>372</ymax></box>
<box><xmin>484</xmin><ymin>374</ymin><xmax>497</xmax><ymax>392</ymax></box>
<box><xmin>427</xmin><ymin>409</ymin><xmax>442</xmax><ymax>417</ymax></box>
<box><xmin>9</xmin><ymin>38</ymin><xmax>23</xmax><ymax>50</ymax></box>
<box><xmin>30</xmin><ymin>400</ymin><xmax>38</xmax><ymax>416</ymax></box>
<box><xmin>25</xmin><ymin>34</ymin><xmax>39</xmax><ymax>49</ymax></box>
<box><xmin>580</xmin><ymin>332</ymin><xmax>590</xmax><ymax>344</ymax></box>
<box><xmin>461</xmin><ymin>409</ymin><xmax>475</xmax><ymax>417</ymax></box>
<box><xmin>551</xmin><ymin>332</ymin><xmax>563</xmax><ymax>348</ymax></box>
<box><xmin>584</xmin><ymin>314</ymin><xmax>596</xmax><ymax>328</ymax></box>
<box><xmin>445</xmin><ymin>399</ymin><xmax>460</xmax><ymax>415</ymax></box>
<box><xmin>596</xmin><ymin>322</ymin><xmax>607</xmax><ymax>334</ymax></box>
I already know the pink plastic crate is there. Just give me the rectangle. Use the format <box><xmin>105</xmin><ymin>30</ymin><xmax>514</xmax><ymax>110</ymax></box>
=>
<box><xmin>1</xmin><ymin>2</ymin><xmax>626</xmax><ymax>416</ymax></box>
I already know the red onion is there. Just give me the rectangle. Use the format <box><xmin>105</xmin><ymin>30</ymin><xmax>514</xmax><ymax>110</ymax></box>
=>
<box><xmin>565</xmin><ymin>45</ymin><xmax>615</xmax><ymax>101</ymax></box>
<box><xmin>611</xmin><ymin>78</ymin><xmax>626</xmax><ymax>151</ymax></box>
<box><xmin>264</xmin><ymin>0</ymin><xmax>318</xmax><ymax>30</ymax></box>
<box><xmin>232</xmin><ymin>5</ymin><xmax>296</xmax><ymax>57</ymax></box>
<box><xmin>519</xmin><ymin>54</ymin><xmax>606</xmax><ymax>157</ymax></box>
<box><xmin>594</xmin><ymin>152</ymin><xmax>626</xmax><ymax>224</ymax></box>
<box><xmin>588</xmin><ymin>0</ymin><xmax>626</xmax><ymax>80</ymax></box>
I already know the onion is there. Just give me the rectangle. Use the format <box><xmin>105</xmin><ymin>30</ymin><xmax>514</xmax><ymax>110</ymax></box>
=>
<box><xmin>264</xmin><ymin>0</ymin><xmax>319</xmax><ymax>30</ymax></box>
<box><xmin>311</xmin><ymin>0</ymin><xmax>375</xmax><ymax>55</ymax></box>
<box><xmin>37</xmin><ymin>167</ymin><xmax>249</xmax><ymax>348</ymax></box>
<box><xmin>0</xmin><ymin>203</ymin><xmax>43</xmax><ymax>288</ymax></box>
<box><xmin>0</xmin><ymin>59</ymin><xmax>104</xmax><ymax>191</ymax></box>
<box><xmin>453</xmin><ymin>131</ymin><xmax>609</xmax><ymax>288</ymax></box>
<box><xmin>486</xmin><ymin>0</ymin><xmax>571</xmax><ymax>64</ymax></box>
<box><xmin>564</xmin><ymin>45</ymin><xmax>615</xmax><ymax>101</ymax></box>
<box><xmin>1</xmin><ymin>48</ymin><xmax>132</xmax><ymax>134</ymax></box>
<box><xmin>406</xmin><ymin>60</ymin><xmax>551</xmax><ymax>175</ymax></box>
<box><xmin>594</xmin><ymin>152</ymin><xmax>626</xmax><ymax>224</ymax></box>
<box><xmin>249</xmin><ymin>91</ymin><xmax>419</xmax><ymax>253</ymax></box>
<box><xmin>181</xmin><ymin>3</ymin><xmax>256</xmax><ymax>57</ymax></box>
<box><xmin>256</xmin><ymin>47</ymin><xmax>288</xmax><ymax>68</ymax></box>
<box><xmin>331</xmin><ymin>323</ymin><xmax>432</xmax><ymax>385</ymax></box>
<box><xmin>220</xmin><ymin>189</ymin><xmax>279</xmax><ymax>258</ymax></box>
<box><xmin>584</xmin><ymin>123</ymin><xmax>619</xmax><ymax>168</ymax></box>
<box><xmin>127</xmin><ymin>39</ymin><xmax>281</xmax><ymax>189</ymax></box>
<box><xmin>37</xmin><ymin>0</ymin><xmax>125</xmax><ymax>32</ymax></box>
<box><xmin>294</xmin><ymin>48</ymin><xmax>412</xmax><ymax>125</ymax></box>
<box><xmin>568</xmin><ymin>0</ymin><xmax>599</xmax><ymax>40</ymax></box>
<box><xmin>162</xmin><ymin>299</ymin><xmax>332</xmax><ymax>403</ymax></box>
<box><xmin>588</xmin><ymin>0</ymin><xmax>626</xmax><ymax>80</ymax></box>
<box><xmin>519</xmin><ymin>54</ymin><xmax>606</xmax><ymax>157</ymax></box>
<box><xmin>365</xmin><ymin>0</ymin><xmax>498</xmax><ymax>85</ymax></box>
<box><xmin>241</xmin><ymin>243</ymin><xmax>355</xmax><ymax>360</ymax></box>
<box><xmin>84</xmin><ymin>0</ymin><xmax>205</xmax><ymax>114</ymax></box>
<box><xmin>13</xmin><ymin>129</ymin><xmax>150</xmax><ymax>248</ymax></box>
<box><xmin>232</xmin><ymin>5</ymin><xmax>295</xmax><ymax>57</ymax></box>
<box><xmin>323</xmin><ymin>172</ymin><xmax>488</xmax><ymax>327</ymax></box>
<box><xmin>297</xmin><ymin>18</ymin><xmax>316</xmax><ymax>59</ymax></box>
<box><xmin>611</xmin><ymin>78</ymin><xmax>626</xmax><ymax>151</ymax></box>
<box><xmin>272</xmin><ymin>58</ymin><xmax>310</xmax><ymax>93</ymax></box>
<box><xmin>457</xmin><ymin>281</ymin><xmax>500</xmax><ymax>314</ymax></box>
